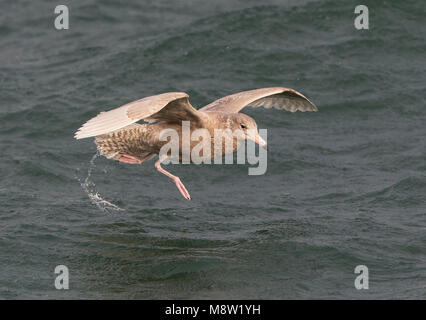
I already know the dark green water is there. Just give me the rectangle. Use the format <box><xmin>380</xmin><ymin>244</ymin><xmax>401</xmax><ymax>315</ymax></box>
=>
<box><xmin>1</xmin><ymin>0</ymin><xmax>425</xmax><ymax>299</ymax></box>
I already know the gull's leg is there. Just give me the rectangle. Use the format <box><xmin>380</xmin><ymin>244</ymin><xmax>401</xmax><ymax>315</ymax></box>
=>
<box><xmin>154</xmin><ymin>160</ymin><xmax>191</xmax><ymax>200</ymax></box>
<box><xmin>118</xmin><ymin>154</ymin><xmax>142</xmax><ymax>164</ymax></box>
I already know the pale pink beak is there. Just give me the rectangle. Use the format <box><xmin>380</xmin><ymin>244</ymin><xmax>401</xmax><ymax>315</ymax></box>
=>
<box><xmin>253</xmin><ymin>133</ymin><xmax>269</xmax><ymax>152</ymax></box>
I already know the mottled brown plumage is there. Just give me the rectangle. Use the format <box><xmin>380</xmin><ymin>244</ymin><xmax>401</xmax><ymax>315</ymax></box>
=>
<box><xmin>75</xmin><ymin>87</ymin><xmax>317</xmax><ymax>200</ymax></box>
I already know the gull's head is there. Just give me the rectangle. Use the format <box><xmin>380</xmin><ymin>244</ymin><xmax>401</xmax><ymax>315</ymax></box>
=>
<box><xmin>231</xmin><ymin>113</ymin><xmax>269</xmax><ymax>151</ymax></box>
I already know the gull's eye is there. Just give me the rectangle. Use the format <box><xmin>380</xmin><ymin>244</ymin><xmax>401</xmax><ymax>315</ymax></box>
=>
<box><xmin>240</xmin><ymin>124</ymin><xmax>247</xmax><ymax>129</ymax></box>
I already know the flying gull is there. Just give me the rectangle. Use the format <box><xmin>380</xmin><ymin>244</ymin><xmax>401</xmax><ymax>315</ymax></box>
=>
<box><xmin>75</xmin><ymin>87</ymin><xmax>317</xmax><ymax>200</ymax></box>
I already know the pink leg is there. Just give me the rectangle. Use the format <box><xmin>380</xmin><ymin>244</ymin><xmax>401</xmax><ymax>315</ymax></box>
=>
<box><xmin>154</xmin><ymin>160</ymin><xmax>191</xmax><ymax>200</ymax></box>
<box><xmin>118</xmin><ymin>154</ymin><xmax>142</xmax><ymax>164</ymax></box>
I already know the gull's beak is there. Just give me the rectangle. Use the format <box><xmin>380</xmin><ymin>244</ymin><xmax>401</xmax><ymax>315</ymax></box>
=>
<box><xmin>251</xmin><ymin>131</ymin><xmax>269</xmax><ymax>152</ymax></box>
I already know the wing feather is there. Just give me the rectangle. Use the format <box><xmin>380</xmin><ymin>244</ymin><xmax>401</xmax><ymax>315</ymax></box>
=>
<box><xmin>201</xmin><ymin>87</ymin><xmax>317</xmax><ymax>113</ymax></box>
<box><xmin>75</xmin><ymin>92</ymin><xmax>200</xmax><ymax>139</ymax></box>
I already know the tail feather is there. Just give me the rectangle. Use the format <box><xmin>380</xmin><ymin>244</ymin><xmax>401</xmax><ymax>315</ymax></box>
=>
<box><xmin>94</xmin><ymin>124</ymin><xmax>156</xmax><ymax>163</ymax></box>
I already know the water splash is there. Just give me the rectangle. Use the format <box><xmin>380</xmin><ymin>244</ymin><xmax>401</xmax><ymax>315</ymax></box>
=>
<box><xmin>80</xmin><ymin>152</ymin><xmax>124</xmax><ymax>213</ymax></box>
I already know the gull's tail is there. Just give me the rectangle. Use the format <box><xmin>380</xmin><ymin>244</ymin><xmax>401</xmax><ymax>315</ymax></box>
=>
<box><xmin>94</xmin><ymin>123</ymin><xmax>156</xmax><ymax>163</ymax></box>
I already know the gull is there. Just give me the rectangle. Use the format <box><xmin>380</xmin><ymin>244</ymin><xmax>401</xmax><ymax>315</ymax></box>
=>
<box><xmin>75</xmin><ymin>87</ymin><xmax>317</xmax><ymax>200</ymax></box>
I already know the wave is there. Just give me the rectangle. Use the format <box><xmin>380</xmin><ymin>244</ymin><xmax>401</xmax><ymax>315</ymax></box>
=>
<box><xmin>349</xmin><ymin>176</ymin><xmax>426</xmax><ymax>207</ymax></box>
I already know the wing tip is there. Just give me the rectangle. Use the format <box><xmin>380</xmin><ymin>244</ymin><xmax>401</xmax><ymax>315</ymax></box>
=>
<box><xmin>74</xmin><ymin>127</ymin><xmax>95</xmax><ymax>140</ymax></box>
<box><xmin>74</xmin><ymin>131</ymin><xmax>87</xmax><ymax>140</ymax></box>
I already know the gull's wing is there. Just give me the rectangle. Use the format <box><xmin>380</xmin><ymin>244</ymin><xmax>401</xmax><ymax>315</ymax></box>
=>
<box><xmin>200</xmin><ymin>87</ymin><xmax>317</xmax><ymax>113</ymax></box>
<box><xmin>75</xmin><ymin>92</ymin><xmax>202</xmax><ymax>139</ymax></box>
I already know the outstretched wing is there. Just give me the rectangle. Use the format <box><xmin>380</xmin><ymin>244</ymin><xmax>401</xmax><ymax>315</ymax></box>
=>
<box><xmin>75</xmin><ymin>92</ymin><xmax>202</xmax><ymax>139</ymax></box>
<box><xmin>201</xmin><ymin>87</ymin><xmax>317</xmax><ymax>113</ymax></box>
